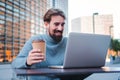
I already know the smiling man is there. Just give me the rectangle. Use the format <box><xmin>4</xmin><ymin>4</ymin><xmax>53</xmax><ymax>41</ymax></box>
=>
<box><xmin>12</xmin><ymin>8</ymin><xmax>68</xmax><ymax>80</ymax></box>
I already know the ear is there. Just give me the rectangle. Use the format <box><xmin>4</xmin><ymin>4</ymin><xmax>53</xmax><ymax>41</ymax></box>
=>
<box><xmin>44</xmin><ymin>22</ymin><xmax>49</xmax><ymax>29</ymax></box>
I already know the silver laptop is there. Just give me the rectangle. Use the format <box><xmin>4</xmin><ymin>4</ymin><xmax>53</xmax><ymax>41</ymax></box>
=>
<box><xmin>49</xmin><ymin>32</ymin><xmax>111</xmax><ymax>69</ymax></box>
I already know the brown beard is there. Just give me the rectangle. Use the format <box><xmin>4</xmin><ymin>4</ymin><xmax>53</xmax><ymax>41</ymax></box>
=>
<box><xmin>51</xmin><ymin>34</ymin><xmax>62</xmax><ymax>42</ymax></box>
<box><xmin>49</xmin><ymin>30</ymin><xmax>63</xmax><ymax>43</ymax></box>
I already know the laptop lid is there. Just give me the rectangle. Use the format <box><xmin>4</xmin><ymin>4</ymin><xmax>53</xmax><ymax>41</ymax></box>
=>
<box><xmin>63</xmin><ymin>32</ymin><xmax>111</xmax><ymax>68</ymax></box>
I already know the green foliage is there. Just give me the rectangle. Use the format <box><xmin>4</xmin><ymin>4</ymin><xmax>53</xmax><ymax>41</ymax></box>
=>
<box><xmin>110</xmin><ymin>38</ymin><xmax>120</xmax><ymax>52</ymax></box>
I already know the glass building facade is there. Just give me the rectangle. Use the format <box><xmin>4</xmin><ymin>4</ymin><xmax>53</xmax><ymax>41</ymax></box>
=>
<box><xmin>0</xmin><ymin>0</ymin><xmax>68</xmax><ymax>63</ymax></box>
<box><xmin>0</xmin><ymin>0</ymin><xmax>48</xmax><ymax>62</ymax></box>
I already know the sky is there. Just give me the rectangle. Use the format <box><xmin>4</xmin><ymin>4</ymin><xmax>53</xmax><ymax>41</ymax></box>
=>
<box><xmin>68</xmin><ymin>0</ymin><xmax>120</xmax><ymax>38</ymax></box>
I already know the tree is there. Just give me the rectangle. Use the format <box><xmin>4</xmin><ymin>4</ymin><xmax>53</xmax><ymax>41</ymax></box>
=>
<box><xmin>110</xmin><ymin>39</ymin><xmax>120</xmax><ymax>56</ymax></box>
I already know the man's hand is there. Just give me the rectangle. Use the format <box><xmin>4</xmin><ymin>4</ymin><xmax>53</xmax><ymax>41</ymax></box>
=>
<box><xmin>26</xmin><ymin>49</ymin><xmax>45</xmax><ymax>66</ymax></box>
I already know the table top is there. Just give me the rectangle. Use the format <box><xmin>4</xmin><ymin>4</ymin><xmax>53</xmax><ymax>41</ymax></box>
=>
<box><xmin>13</xmin><ymin>67</ymin><xmax>120</xmax><ymax>76</ymax></box>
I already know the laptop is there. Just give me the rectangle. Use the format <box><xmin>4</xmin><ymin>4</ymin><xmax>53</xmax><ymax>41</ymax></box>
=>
<box><xmin>49</xmin><ymin>32</ymin><xmax>111</xmax><ymax>69</ymax></box>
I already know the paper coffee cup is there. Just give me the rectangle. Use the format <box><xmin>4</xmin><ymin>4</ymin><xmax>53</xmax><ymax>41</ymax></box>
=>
<box><xmin>32</xmin><ymin>40</ymin><xmax>46</xmax><ymax>60</ymax></box>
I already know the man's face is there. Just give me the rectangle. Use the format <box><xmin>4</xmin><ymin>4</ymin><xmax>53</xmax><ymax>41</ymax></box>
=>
<box><xmin>46</xmin><ymin>15</ymin><xmax>65</xmax><ymax>42</ymax></box>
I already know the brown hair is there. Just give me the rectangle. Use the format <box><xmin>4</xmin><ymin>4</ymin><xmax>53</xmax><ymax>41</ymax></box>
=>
<box><xmin>43</xmin><ymin>8</ymin><xmax>66</xmax><ymax>23</ymax></box>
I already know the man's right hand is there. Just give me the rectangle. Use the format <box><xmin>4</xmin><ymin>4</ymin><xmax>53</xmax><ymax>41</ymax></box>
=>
<box><xmin>26</xmin><ymin>49</ymin><xmax>45</xmax><ymax>66</ymax></box>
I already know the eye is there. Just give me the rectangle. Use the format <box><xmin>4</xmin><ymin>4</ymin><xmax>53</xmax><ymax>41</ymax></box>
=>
<box><xmin>54</xmin><ymin>22</ymin><xmax>60</xmax><ymax>26</ymax></box>
<box><xmin>61</xmin><ymin>23</ymin><xmax>65</xmax><ymax>26</ymax></box>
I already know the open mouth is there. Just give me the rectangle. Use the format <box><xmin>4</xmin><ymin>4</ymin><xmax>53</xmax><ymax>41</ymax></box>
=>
<box><xmin>55</xmin><ymin>32</ymin><xmax>62</xmax><ymax>36</ymax></box>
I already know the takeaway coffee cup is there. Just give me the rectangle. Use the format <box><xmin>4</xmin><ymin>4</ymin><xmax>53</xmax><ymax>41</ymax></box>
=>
<box><xmin>32</xmin><ymin>40</ymin><xmax>46</xmax><ymax>60</ymax></box>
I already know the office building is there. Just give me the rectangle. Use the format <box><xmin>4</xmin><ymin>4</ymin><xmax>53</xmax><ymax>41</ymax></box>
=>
<box><xmin>71</xmin><ymin>14</ymin><xmax>113</xmax><ymax>36</ymax></box>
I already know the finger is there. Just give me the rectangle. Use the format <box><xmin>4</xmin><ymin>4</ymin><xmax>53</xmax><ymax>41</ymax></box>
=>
<box><xmin>31</xmin><ymin>52</ymin><xmax>45</xmax><ymax>57</ymax></box>
<box><xmin>31</xmin><ymin>60</ymin><xmax>43</xmax><ymax>64</ymax></box>
<box><xmin>31</xmin><ymin>55</ymin><xmax>45</xmax><ymax>60</ymax></box>
<box><xmin>27</xmin><ymin>53</ymin><xmax>45</xmax><ymax>65</ymax></box>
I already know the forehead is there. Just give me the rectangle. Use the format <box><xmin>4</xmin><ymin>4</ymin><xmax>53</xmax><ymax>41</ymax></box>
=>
<box><xmin>51</xmin><ymin>15</ymin><xmax>65</xmax><ymax>22</ymax></box>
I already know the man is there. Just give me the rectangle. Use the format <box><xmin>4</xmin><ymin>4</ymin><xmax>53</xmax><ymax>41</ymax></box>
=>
<box><xmin>12</xmin><ymin>8</ymin><xmax>67</xmax><ymax>80</ymax></box>
<box><xmin>12</xmin><ymin>8</ymin><xmax>90</xmax><ymax>80</ymax></box>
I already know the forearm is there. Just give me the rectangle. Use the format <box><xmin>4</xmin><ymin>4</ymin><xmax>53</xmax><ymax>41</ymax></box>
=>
<box><xmin>11</xmin><ymin>56</ymin><xmax>28</xmax><ymax>68</ymax></box>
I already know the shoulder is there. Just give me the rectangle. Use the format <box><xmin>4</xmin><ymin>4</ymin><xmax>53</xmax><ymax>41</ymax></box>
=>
<box><xmin>30</xmin><ymin>34</ymin><xmax>46</xmax><ymax>40</ymax></box>
<box><xmin>63</xmin><ymin>36</ymin><xmax>68</xmax><ymax>41</ymax></box>
<box><xmin>27</xmin><ymin>34</ymin><xmax>46</xmax><ymax>43</ymax></box>
<box><xmin>61</xmin><ymin>36</ymin><xmax>68</xmax><ymax>44</ymax></box>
